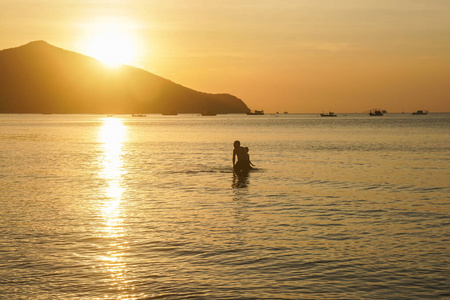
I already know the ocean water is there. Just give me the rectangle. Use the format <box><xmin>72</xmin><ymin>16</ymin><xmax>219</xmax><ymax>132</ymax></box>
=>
<box><xmin>0</xmin><ymin>113</ymin><xmax>449</xmax><ymax>299</ymax></box>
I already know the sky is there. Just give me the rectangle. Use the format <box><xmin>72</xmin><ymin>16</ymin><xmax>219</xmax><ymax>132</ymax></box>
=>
<box><xmin>1</xmin><ymin>0</ymin><xmax>449</xmax><ymax>113</ymax></box>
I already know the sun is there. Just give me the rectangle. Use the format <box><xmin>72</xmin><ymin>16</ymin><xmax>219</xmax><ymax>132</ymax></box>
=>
<box><xmin>87</xmin><ymin>32</ymin><xmax>135</xmax><ymax>67</ymax></box>
<box><xmin>81</xmin><ymin>20</ymin><xmax>139</xmax><ymax>68</ymax></box>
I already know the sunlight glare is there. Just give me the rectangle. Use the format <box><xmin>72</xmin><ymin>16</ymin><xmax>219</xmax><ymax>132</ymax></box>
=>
<box><xmin>97</xmin><ymin>117</ymin><xmax>131</xmax><ymax>294</ymax></box>
<box><xmin>99</xmin><ymin>117</ymin><xmax>127</xmax><ymax>235</ymax></box>
<box><xmin>99</xmin><ymin>117</ymin><xmax>127</xmax><ymax>203</ymax></box>
<box><xmin>82</xmin><ymin>20</ymin><xmax>139</xmax><ymax>67</ymax></box>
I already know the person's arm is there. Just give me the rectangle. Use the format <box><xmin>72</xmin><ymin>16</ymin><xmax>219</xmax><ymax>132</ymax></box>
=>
<box><xmin>249</xmin><ymin>156</ymin><xmax>255</xmax><ymax>166</ymax></box>
<box><xmin>232</xmin><ymin>149</ymin><xmax>236</xmax><ymax>166</ymax></box>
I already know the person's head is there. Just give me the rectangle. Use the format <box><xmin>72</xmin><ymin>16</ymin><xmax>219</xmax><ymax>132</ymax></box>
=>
<box><xmin>234</xmin><ymin>140</ymin><xmax>240</xmax><ymax>149</ymax></box>
<box><xmin>245</xmin><ymin>147</ymin><xmax>249</xmax><ymax>153</ymax></box>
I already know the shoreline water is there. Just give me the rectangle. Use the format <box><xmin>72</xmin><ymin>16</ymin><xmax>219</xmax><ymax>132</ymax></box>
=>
<box><xmin>1</xmin><ymin>113</ymin><xmax>449</xmax><ymax>299</ymax></box>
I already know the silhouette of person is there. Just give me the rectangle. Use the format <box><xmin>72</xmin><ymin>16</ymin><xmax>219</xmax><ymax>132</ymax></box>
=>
<box><xmin>233</xmin><ymin>140</ymin><xmax>250</xmax><ymax>174</ymax></box>
<box><xmin>244</xmin><ymin>147</ymin><xmax>255</xmax><ymax>169</ymax></box>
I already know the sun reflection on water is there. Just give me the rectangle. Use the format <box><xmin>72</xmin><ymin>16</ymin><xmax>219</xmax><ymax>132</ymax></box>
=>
<box><xmin>99</xmin><ymin>118</ymin><xmax>127</xmax><ymax>235</ymax></box>
<box><xmin>98</xmin><ymin>117</ymin><xmax>137</xmax><ymax>298</ymax></box>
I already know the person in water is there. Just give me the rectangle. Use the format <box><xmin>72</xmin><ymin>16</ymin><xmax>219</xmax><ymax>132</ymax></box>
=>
<box><xmin>244</xmin><ymin>147</ymin><xmax>255</xmax><ymax>169</ymax></box>
<box><xmin>233</xmin><ymin>140</ymin><xmax>252</xmax><ymax>174</ymax></box>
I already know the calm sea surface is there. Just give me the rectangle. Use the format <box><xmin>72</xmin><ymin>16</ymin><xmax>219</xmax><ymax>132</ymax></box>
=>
<box><xmin>1</xmin><ymin>113</ymin><xmax>449</xmax><ymax>299</ymax></box>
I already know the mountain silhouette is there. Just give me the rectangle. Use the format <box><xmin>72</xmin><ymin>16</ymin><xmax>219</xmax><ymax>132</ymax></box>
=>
<box><xmin>0</xmin><ymin>41</ymin><xmax>250</xmax><ymax>114</ymax></box>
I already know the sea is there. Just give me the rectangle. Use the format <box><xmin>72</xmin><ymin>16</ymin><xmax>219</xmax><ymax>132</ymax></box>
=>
<box><xmin>0</xmin><ymin>113</ymin><xmax>449</xmax><ymax>299</ymax></box>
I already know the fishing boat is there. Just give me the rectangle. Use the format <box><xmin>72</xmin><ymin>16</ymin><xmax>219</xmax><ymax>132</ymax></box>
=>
<box><xmin>412</xmin><ymin>110</ymin><xmax>428</xmax><ymax>115</ymax></box>
<box><xmin>320</xmin><ymin>111</ymin><xmax>337</xmax><ymax>117</ymax></box>
<box><xmin>369</xmin><ymin>109</ymin><xmax>384</xmax><ymax>116</ymax></box>
<box><xmin>247</xmin><ymin>110</ymin><xmax>264</xmax><ymax>115</ymax></box>
<box><xmin>162</xmin><ymin>111</ymin><xmax>178</xmax><ymax>115</ymax></box>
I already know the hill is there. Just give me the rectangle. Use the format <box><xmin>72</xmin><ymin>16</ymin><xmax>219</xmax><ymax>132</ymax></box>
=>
<box><xmin>0</xmin><ymin>41</ymin><xmax>250</xmax><ymax>114</ymax></box>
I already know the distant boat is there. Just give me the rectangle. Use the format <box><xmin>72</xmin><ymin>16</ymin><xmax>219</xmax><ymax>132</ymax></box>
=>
<box><xmin>284</xmin><ymin>111</ymin><xmax>288</xmax><ymax>114</ymax></box>
<box><xmin>132</xmin><ymin>113</ymin><xmax>147</xmax><ymax>117</ymax></box>
<box><xmin>201</xmin><ymin>111</ymin><xmax>217</xmax><ymax>116</ymax></box>
<box><xmin>412</xmin><ymin>110</ymin><xmax>428</xmax><ymax>115</ymax></box>
<box><xmin>320</xmin><ymin>111</ymin><xmax>337</xmax><ymax>117</ymax></box>
<box><xmin>247</xmin><ymin>110</ymin><xmax>264</xmax><ymax>115</ymax></box>
<box><xmin>369</xmin><ymin>109</ymin><xmax>384</xmax><ymax>116</ymax></box>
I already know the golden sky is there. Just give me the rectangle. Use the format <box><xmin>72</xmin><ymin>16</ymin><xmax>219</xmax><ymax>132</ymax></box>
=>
<box><xmin>1</xmin><ymin>0</ymin><xmax>449</xmax><ymax>112</ymax></box>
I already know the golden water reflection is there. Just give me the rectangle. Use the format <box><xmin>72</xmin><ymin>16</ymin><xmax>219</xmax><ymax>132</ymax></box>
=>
<box><xmin>98</xmin><ymin>117</ymin><xmax>135</xmax><ymax>298</ymax></box>
<box><xmin>99</xmin><ymin>118</ymin><xmax>126</xmax><ymax>235</ymax></box>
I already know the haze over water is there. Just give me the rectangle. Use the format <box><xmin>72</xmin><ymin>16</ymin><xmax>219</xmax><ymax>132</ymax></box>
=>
<box><xmin>1</xmin><ymin>113</ymin><xmax>449</xmax><ymax>299</ymax></box>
